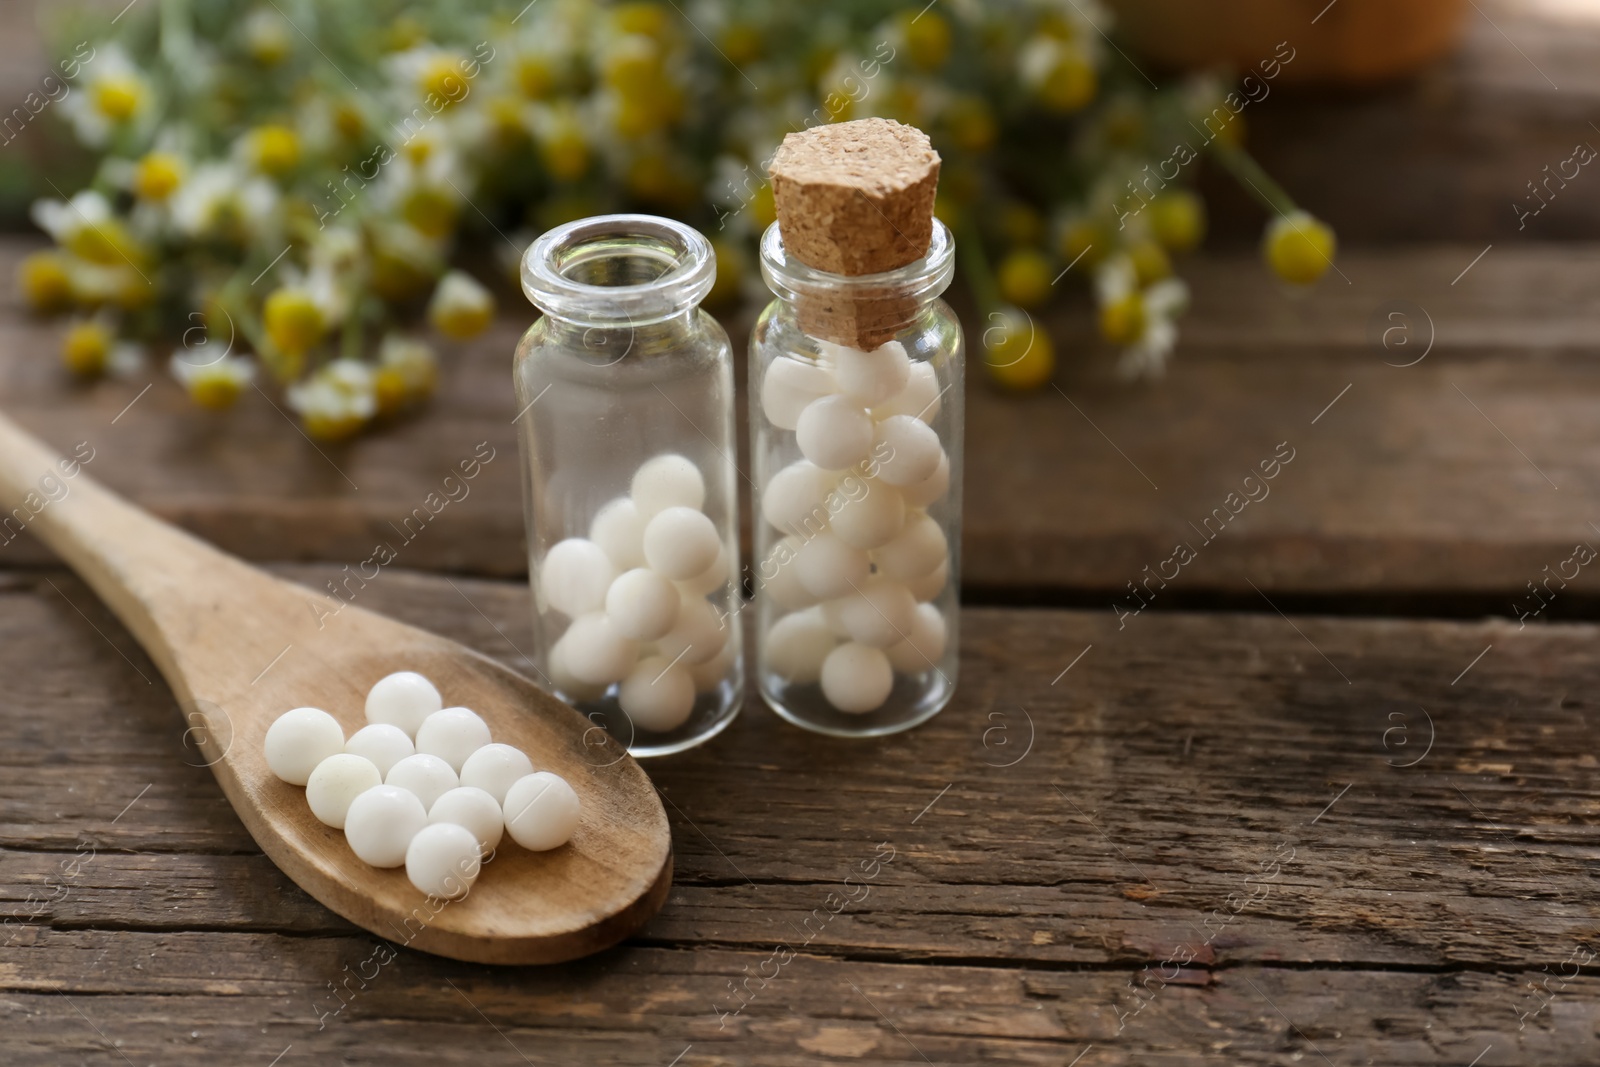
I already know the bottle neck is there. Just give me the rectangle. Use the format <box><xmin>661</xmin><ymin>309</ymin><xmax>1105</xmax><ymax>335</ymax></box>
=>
<box><xmin>521</xmin><ymin>213</ymin><xmax>715</xmax><ymax>333</ymax></box>
<box><xmin>758</xmin><ymin>219</ymin><xmax>955</xmax><ymax>351</ymax></box>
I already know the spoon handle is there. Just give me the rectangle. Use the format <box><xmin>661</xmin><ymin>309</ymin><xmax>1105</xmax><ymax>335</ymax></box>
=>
<box><xmin>0</xmin><ymin>409</ymin><xmax>241</xmax><ymax>674</ymax></box>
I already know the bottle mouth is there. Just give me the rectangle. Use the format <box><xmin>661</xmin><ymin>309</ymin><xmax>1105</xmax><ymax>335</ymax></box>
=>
<box><xmin>758</xmin><ymin>218</ymin><xmax>955</xmax><ymax>307</ymax></box>
<box><xmin>521</xmin><ymin>213</ymin><xmax>716</xmax><ymax>327</ymax></box>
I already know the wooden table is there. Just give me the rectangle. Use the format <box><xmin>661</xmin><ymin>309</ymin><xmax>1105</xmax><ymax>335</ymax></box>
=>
<box><xmin>7</xmin><ymin>6</ymin><xmax>1600</xmax><ymax>1064</ymax></box>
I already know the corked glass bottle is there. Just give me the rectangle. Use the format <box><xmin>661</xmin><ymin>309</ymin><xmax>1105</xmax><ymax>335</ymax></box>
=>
<box><xmin>747</xmin><ymin>119</ymin><xmax>962</xmax><ymax>737</ymax></box>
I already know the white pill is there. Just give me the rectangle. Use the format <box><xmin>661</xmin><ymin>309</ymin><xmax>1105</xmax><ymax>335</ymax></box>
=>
<box><xmin>793</xmin><ymin>531</ymin><xmax>870</xmax><ymax>599</ymax></box>
<box><xmin>606</xmin><ymin>567</ymin><xmax>681</xmax><ymax>641</ymax></box>
<box><xmin>632</xmin><ymin>453</ymin><xmax>706</xmax><ymax>519</ymax></box>
<box><xmin>656</xmin><ymin>594</ymin><xmax>728</xmax><ymax>665</ymax></box>
<box><xmin>405</xmin><ymin>822</ymin><xmax>482</xmax><ymax>899</ymax></box>
<box><xmin>835</xmin><ymin>339</ymin><xmax>910</xmax><ymax>406</ymax></box>
<box><xmin>428</xmin><ymin>786</ymin><xmax>505</xmax><ymax>852</ymax></box>
<box><xmin>817</xmin><ymin>598</ymin><xmax>854</xmax><ymax>636</ymax></box>
<box><xmin>675</xmin><ymin>546</ymin><xmax>730</xmax><ymax>597</ymax></box>
<box><xmin>764</xmin><ymin>607</ymin><xmax>837</xmax><ymax>684</ymax></box>
<box><xmin>503</xmin><ymin>772</ymin><xmax>581</xmax><ymax>851</ymax></box>
<box><xmin>264</xmin><ymin>707</ymin><xmax>346</xmax><ymax>786</ymax></box>
<box><xmin>760</xmin><ymin>537</ymin><xmax>819</xmax><ymax>610</ymax></box>
<box><xmin>874</xmin><ymin>512</ymin><xmax>948</xmax><ymax>580</ymax></box>
<box><xmin>872</xmin><ymin>416</ymin><xmax>943</xmax><ymax>487</ymax></box>
<box><xmin>820</xmin><ymin>643</ymin><xmax>895</xmax><ymax>714</ymax></box>
<box><xmin>364</xmin><ymin>672</ymin><xmax>441</xmax><ymax>738</ymax></box>
<box><xmin>548</xmin><ymin>633</ymin><xmax>609</xmax><ymax>702</ymax></box>
<box><xmin>459</xmin><ymin>743</ymin><xmax>535</xmax><ymax>805</ymax></box>
<box><xmin>385</xmin><ymin>753</ymin><xmax>460</xmax><ymax>811</ymax></box>
<box><xmin>618</xmin><ymin>655</ymin><xmax>697</xmax><ymax>732</ymax></box>
<box><xmin>829</xmin><ymin>479</ymin><xmax>905</xmax><ymax>549</ymax></box>
<box><xmin>873</xmin><ymin>359</ymin><xmax>941</xmax><ymax>423</ymax></box>
<box><xmin>762</xmin><ymin>460</ymin><xmax>832</xmax><ymax>535</ymax></box>
<box><xmin>415</xmin><ymin>707</ymin><xmax>492</xmax><ymax>773</ymax></box>
<box><xmin>761</xmin><ymin>355</ymin><xmax>835</xmax><ymax>430</ymax></box>
<box><xmin>796</xmin><ymin>395</ymin><xmax>873</xmax><ymax>471</ymax></box>
<box><xmin>887</xmin><ymin>603</ymin><xmax>949</xmax><ymax>672</ymax></box>
<box><xmin>344</xmin><ymin>723</ymin><xmax>415</xmax><ymax>778</ymax></box>
<box><xmin>689</xmin><ymin>639</ymin><xmax>737</xmax><ymax>694</ymax></box>
<box><xmin>541</xmin><ymin>538</ymin><xmax>615</xmax><ymax>618</ymax></box>
<box><xmin>305</xmin><ymin>753</ymin><xmax>383</xmax><ymax>829</ymax></box>
<box><xmin>643</xmin><ymin>506</ymin><xmax>721</xmax><ymax>580</ymax></box>
<box><xmin>831</xmin><ymin>578</ymin><xmax>917</xmax><ymax>648</ymax></box>
<box><xmin>344</xmin><ymin>784</ymin><xmax>427</xmax><ymax>868</ymax></box>
<box><xmin>590</xmin><ymin>496</ymin><xmax>646</xmax><ymax>571</ymax></box>
<box><xmin>900</xmin><ymin>453</ymin><xmax>950</xmax><ymax>509</ymax></box>
<box><xmin>906</xmin><ymin>559</ymin><xmax>950</xmax><ymax>602</ymax></box>
<box><xmin>558</xmin><ymin>613</ymin><xmax>640</xmax><ymax>685</ymax></box>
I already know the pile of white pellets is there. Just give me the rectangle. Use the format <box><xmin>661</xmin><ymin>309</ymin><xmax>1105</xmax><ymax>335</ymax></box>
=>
<box><xmin>264</xmin><ymin>671</ymin><xmax>580</xmax><ymax>900</ymax></box>
<box><xmin>541</xmin><ymin>453</ymin><xmax>734</xmax><ymax>731</ymax></box>
<box><xmin>759</xmin><ymin>339</ymin><xmax>951</xmax><ymax>714</ymax></box>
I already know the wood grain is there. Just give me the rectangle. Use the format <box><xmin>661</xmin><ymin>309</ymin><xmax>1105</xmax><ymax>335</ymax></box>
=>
<box><xmin>6</xmin><ymin>240</ymin><xmax>1600</xmax><ymax>608</ymax></box>
<box><xmin>0</xmin><ymin>417</ymin><xmax>672</xmax><ymax>964</ymax></box>
<box><xmin>3</xmin><ymin>565</ymin><xmax>1598</xmax><ymax>1062</ymax></box>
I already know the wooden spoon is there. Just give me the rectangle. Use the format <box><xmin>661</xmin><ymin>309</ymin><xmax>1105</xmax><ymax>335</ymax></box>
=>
<box><xmin>0</xmin><ymin>412</ymin><xmax>671</xmax><ymax>964</ymax></box>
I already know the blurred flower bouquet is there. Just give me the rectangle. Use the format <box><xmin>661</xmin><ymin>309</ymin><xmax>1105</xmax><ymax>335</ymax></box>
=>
<box><xmin>21</xmin><ymin>0</ymin><xmax>1334</xmax><ymax>439</ymax></box>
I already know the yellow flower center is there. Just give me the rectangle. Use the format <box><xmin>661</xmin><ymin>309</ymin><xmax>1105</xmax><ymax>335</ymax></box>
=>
<box><xmin>985</xmin><ymin>317</ymin><xmax>1056</xmax><ymax>392</ymax></box>
<box><xmin>134</xmin><ymin>152</ymin><xmax>184</xmax><ymax>201</ymax></box>
<box><xmin>401</xmin><ymin>186</ymin><xmax>458</xmax><ymax>238</ymax></box>
<box><xmin>1148</xmin><ymin>191</ymin><xmax>1205</xmax><ymax>253</ymax></box>
<box><xmin>93</xmin><ymin>77</ymin><xmax>142</xmax><ymax>122</ymax></box>
<box><xmin>1039</xmin><ymin>50</ymin><xmax>1095</xmax><ymax>114</ymax></box>
<box><xmin>540</xmin><ymin>128</ymin><xmax>590</xmax><ymax>182</ymax></box>
<box><xmin>263</xmin><ymin>288</ymin><xmax>324</xmax><ymax>354</ymax></box>
<box><xmin>251</xmin><ymin>124</ymin><xmax>301</xmax><ymax>175</ymax></box>
<box><xmin>1128</xmin><ymin>241</ymin><xmax>1173</xmax><ymax>287</ymax></box>
<box><xmin>61</xmin><ymin>321</ymin><xmax>112</xmax><ymax>376</ymax></box>
<box><xmin>902</xmin><ymin>10</ymin><xmax>952</xmax><ymax>70</ymax></box>
<box><xmin>420</xmin><ymin>55</ymin><xmax>469</xmax><ymax>107</ymax></box>
<box><xmin>1099</xmin><ymin>292</ymin><xmax>1146</xmax><ymax>346</ymax></box>
<box><xmin>1263</xmin><ymin>212</ymin><xmax>1337</xmax><ymax>286</ymax></box>
<box><xmin>19</xmin><ymin>253</ymin><xmax>74</xmax><ymax>314</ymax></box>
<box><xmin>516</xmin><ymin>56</ymin><xmax>556</xmax><ymax>100</ymax></box>
<box><xmin>189</xmin><ymin>370</ymin><xmax>245</xmax><ymax>410</ymax></box>
<box><xmin>66</xmin><ymin>218</ymin><xmax>140</xmax><ymax>269</ymax></box>
<box><xmin>998</xmin><ymin>250</ymin><xmax>1053</xmax><ymax>309</ymax></box>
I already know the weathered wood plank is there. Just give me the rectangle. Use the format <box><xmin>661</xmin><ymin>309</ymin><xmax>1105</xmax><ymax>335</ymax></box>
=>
<box><xmin>6</xmin><ymin>240</ymin><xmax>1600</xmax><ymax>602</ymax></box>
<box><xmin>2</xmin><ymin>941</ymin><xmax>1596</xmax><ymax>1065</ymax></box>
<box><xmin>3</xmin><ymin>566</ymin><xmax>1599</xmax><ymax>976</ymax></box>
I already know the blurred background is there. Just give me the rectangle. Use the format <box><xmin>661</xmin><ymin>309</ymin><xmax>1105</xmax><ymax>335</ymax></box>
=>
<box><xmin>2</xmin><ymin>0</ymin><xmax>1596</xmax><ymax>437</ymax></box>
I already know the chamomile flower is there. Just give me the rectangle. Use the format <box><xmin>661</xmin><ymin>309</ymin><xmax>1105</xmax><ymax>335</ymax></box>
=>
<box><xmin>286</xmin><ymin>359</ymin><xmax>378</xmax><ymax>440</ymax></box>
<box><xmin>373</xmin><ymin>334</ymin><xmax>439</xmax><ymax>414</ymax></box>
<box><xmin>242</xmin><ymin>124</ymin><xmax>301</xmax><ymax>177</ymax></box>
<box><xmin>32</xmin><ymin>191</ymin><xmax>147</xmax><ymax>271</ymax></box>
<box><xmin>1095</xmin><ymin>254</ymin><xmax>1189</xmax><ymax>379</ymax></box>
<box><xmin>1019</xmin><ymin>36</ymin><xmax>1097</xmax><ymax>114</ymax></box>
<box><xmin>170</xmin><ymin>163</ymin><xmax>281</xmax><ymax>243</ymax></box>
<box><xmin>57</xmin><ymin>47</ymin><xmax>153</xmax><ymax>146</ymax></box>
<box><xmin>242</xmin><ymin>7</ymin><xmax>293</xmax><ymax>66</ymax></box>
<box><xmin>427</xmin><ymin>271</ymin><xmax>495</xmax><ymax>339</ymax></box>
<box><xmin>170</xmin><ymin>351</ymin><xmax>256</xmax><ymax>410</ymax></box>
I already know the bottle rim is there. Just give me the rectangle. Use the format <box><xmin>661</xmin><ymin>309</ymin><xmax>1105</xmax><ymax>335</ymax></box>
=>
<box><xmin>757</xmin><ymin>217</ymin><xmax>955</xmax><ymax>306</ymax></box>
<box><xmin>521</xmin><ymin>213</ymin><xmax>716</xmax><ymax>326</ymax></box>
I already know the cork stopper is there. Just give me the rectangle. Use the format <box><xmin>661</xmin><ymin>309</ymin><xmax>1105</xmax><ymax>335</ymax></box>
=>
<box><xmin>767</xmin><ymin>119</ymin><xmax>941</xmax><ymax>348</ymax></box>
<box><xmin>769</xmin><ymin>118</ymin><xmax>941</xmax><ymax>276</ymax></box>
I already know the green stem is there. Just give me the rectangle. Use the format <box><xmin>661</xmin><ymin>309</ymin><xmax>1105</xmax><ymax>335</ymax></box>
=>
<box><xmin>1207</xmin><ymin>137</ymin><xmax>1298</xmax><ymax>218</ymax></box>
<box><xmin>957</xmin><ymin>224</ymin><xmax>1002</xmax><ymax>313</ymax></box>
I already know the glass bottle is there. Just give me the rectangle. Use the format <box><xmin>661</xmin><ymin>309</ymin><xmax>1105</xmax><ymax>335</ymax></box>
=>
<box><xmin>748</xmin><ymin>218</ymin><xmax>962</xmax><ymax>737</ymax></box>
<box><xmin>514</xmin><ymin>214</ymin><xmax>742</xmax><ymax>757</ymax></box>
